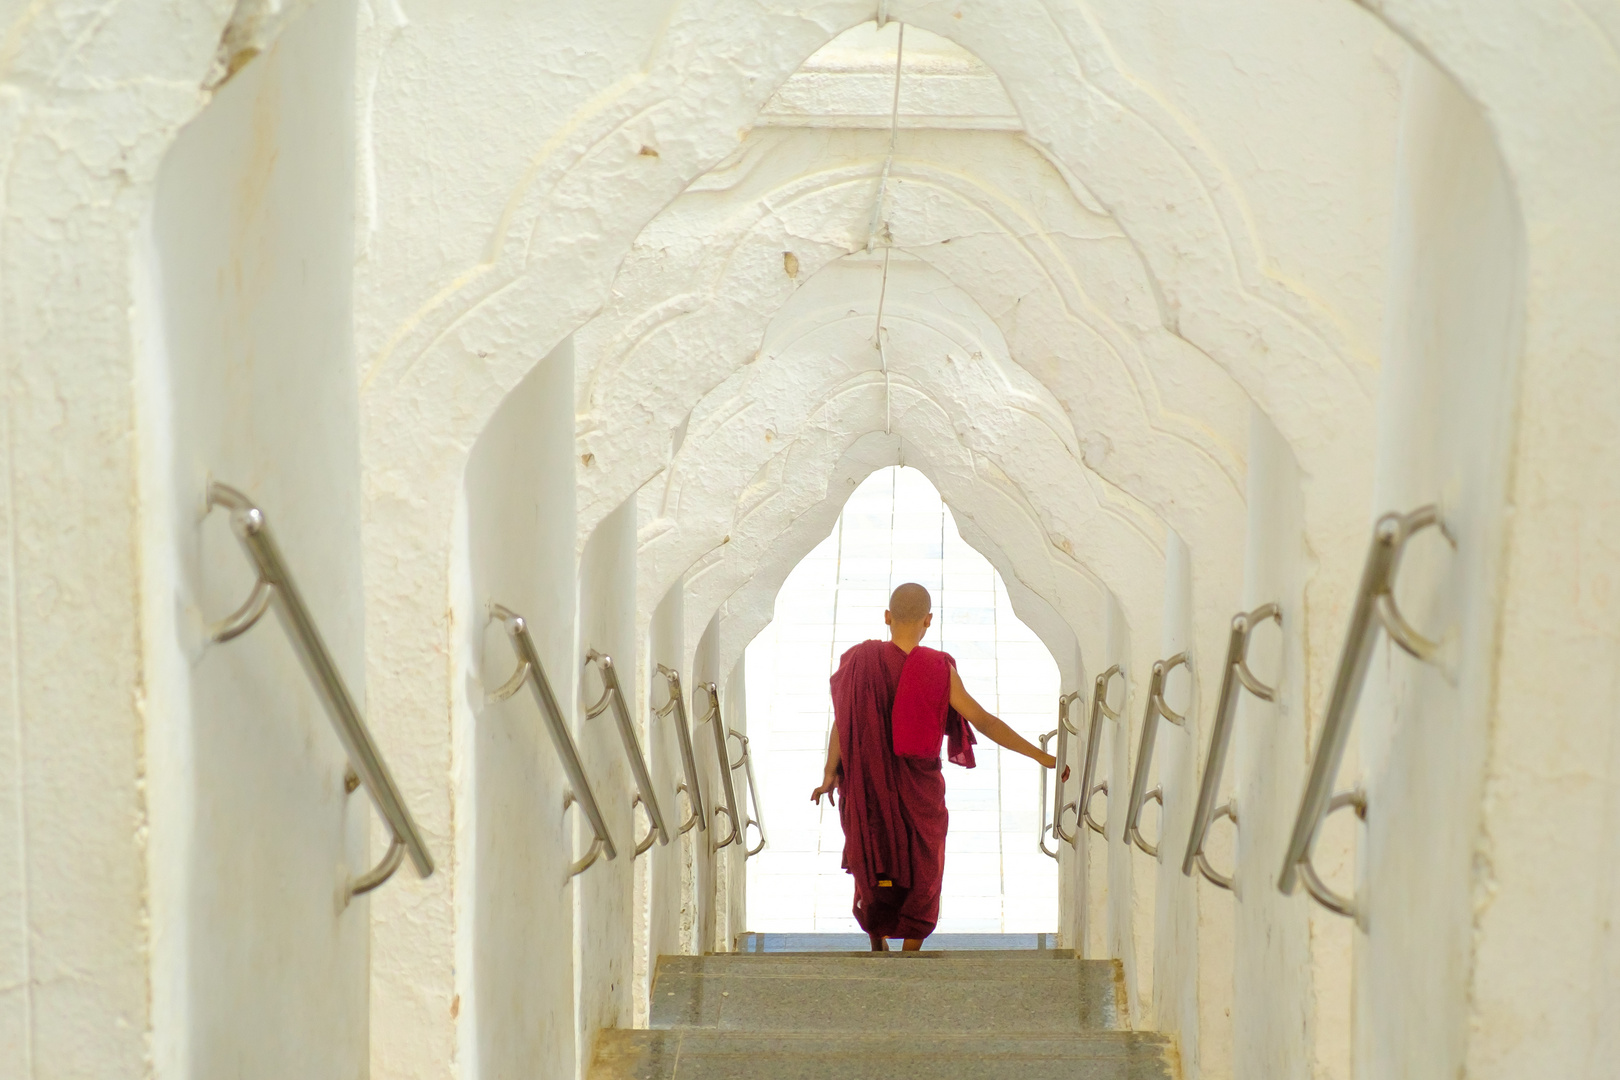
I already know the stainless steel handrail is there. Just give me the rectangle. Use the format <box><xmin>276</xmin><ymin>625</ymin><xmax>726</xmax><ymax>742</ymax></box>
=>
<box><xmin>1125</xmin><ymin>652</ymin><xmax>1189</xmax><ymax>858</ymax></box>
<box><xmin>204</xmin><ymin>482</ymin><xmax>434</xmax><ymax>898</ymax></box>
<box><xmin>584</xmin><ymin>651</ymin><xmax>670</xmax><ymax>857</ymax></box>
<box><xmin>1051</xmin><ymin>690</ymin><xmax>1084</xmax><ymax>844</ymax></box>
<box><xmin>1079</xmin><ymin>665</ymin><xmax>1124</xmax><ymax>836</ymax></box>
<box><xmin>654</xmin><ymin>665</ymin><xmax>707</xmax><ymax>836</ymax></box>
<box><xmin>488</xmin><ymin>605</ymin><xmax>616</xmax><ymax>877</ymax></box>
<box><xmin>1278</xmin><ymin>505</ymin><xmax>1448</xmax><ymax>923</ymax></box>
<box><xmin>698</xmin><ymin>683</ymin><xmax>743</xmax><ymax>851</ymax></box>
<box><xmin>726</xmin><ymin>729</ymin><xmax>768</xmax><ymax>857</ymax></box>
<box><xmin>1182</xmin><ymin>603</ymin><xmax>1281</xmax><ymax>891</ymax></box>
<box><xmin>1038</xmin><ymin>729</ymin><xmax>1061</xmax><ymax>859</ymax></box>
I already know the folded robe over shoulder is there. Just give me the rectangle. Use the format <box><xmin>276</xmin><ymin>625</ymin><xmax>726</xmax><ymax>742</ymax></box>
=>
<box><xmin>830</xmin><ymin>640</ymin><xmax>976</xmax><ymax>940</ymax></box>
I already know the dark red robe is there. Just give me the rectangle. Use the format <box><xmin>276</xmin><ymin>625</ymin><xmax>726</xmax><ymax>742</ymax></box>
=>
<box><xmin>830</xmin><ymin>640</ymin><xmax>976</xmax><ymax>940</ymax></box>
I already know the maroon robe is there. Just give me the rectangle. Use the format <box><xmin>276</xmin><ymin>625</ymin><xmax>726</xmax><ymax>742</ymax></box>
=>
<box><xmin>830</xmin><ymin>640</ymin><xmax>976</xmax><ymax>940</ymax></box>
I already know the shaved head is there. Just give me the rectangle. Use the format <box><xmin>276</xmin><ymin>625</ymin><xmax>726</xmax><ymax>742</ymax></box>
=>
<box><xmin>888</xmin><ymin>583</ymin><xmax>932</xmax><ymax>624</ymax></box>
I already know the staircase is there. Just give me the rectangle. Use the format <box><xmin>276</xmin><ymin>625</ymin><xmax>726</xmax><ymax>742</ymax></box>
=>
<box><xmin>590</xmin><ymin>936</ymin><xmax>1177</xmax><ymax>1079</ymax></box>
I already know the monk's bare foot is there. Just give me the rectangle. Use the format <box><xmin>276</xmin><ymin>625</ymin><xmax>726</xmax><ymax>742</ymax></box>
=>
<box><xmin>901</xmin><ymin>938</ymin><xmax>923</xmax><ymax>951</ymax></box>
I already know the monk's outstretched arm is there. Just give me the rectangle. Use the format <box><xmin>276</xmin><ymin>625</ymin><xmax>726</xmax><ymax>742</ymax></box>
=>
<box><xmin>810</xmin><ymin>727</ymin><xmax>841</xmax><ymax>805</ymax></box>
<box><xmin>949</xmin><ymin>668</ymin><xmax>1060</xmax><ymax>772</ymax></box>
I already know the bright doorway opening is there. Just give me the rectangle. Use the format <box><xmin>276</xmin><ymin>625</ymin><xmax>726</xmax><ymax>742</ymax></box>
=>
<box><xmin>744</xmin><ymin>467</ymin><xmax>1060</xmax><ymax>934</ymax></box>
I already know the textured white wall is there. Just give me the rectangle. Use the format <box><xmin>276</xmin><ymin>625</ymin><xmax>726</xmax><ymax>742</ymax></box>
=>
<box><xmin>142</xmin><ymin>6</ymin><xmax>372</xmax><ymax>1077</ymax></box>
<box><xmin>575</xmin><ymin>498</ymin><xmax>642</xmax><ymax>1056</ymax></box>
<box><xmin>0</xmin><ymin>1</ymin><xmax>233</xmax><ymax>1074</ymax></box>
<box><xmin>640</xmin><ymin>581</ymin><xmax>689</xmax><ymax>1019</ymax></box>
<box><xmin>1230</xmin><ymin>406</ymin><xmax>1351</xmax><ymax>1080</ymax></box>
<box><xmin>1355</xmin><ymin>54</ymin><xmax>1523</xmax><ymax>1080</ymax></box>
<box><xmin>1357</xmin><ymin>5</ymin><xmax>1620</xmax><ymax>1076</ymax></box>
<box><xmin>457</xmin><ymin>338</ymin><xmax>581</xmax><ymax>1080</ymax></box>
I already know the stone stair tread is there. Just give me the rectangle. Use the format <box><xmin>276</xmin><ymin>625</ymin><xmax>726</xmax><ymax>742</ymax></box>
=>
<box><xmin>668</xmin><ymin>955</ymin><xmax>1102</xmax><ymax>976</ymax></box>
<box><xmin>733</xmin><ymin>932</ymin><xmax>1064</xmax><ymax>954</ymax></box>
<box><xmin>709</xmin><ymin>949</ymin><xmax>1078</xmax><ymax>960</ymax></box>
<box><xmin>590</xmin><ymin>1029</ymin><xmax>1176</xmax><ymax>1080</ymax></box>
<box><xmin>650</xmin><ymin>957</ymin><xmax>1122</xmax><ymax>1033</ymax></box>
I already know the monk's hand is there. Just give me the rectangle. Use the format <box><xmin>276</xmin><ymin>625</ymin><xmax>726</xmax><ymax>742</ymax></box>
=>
<box><xmin>810</xmin><ymin>773</ymin><xmax>837</xmax><ymax>806</ymax></box>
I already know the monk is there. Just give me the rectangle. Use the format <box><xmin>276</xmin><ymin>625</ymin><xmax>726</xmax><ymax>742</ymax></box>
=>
<box><xmin>810</xmin><ymin>583</ymin><xmax>1064</xmax><ymax>951</ymax></box>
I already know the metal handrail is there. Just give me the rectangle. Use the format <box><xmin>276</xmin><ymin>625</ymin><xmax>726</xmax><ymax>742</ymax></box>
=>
<box><xmin>1182</xmin><ymin>603</ymin><xmax>1281</xmax><ymax>891</ymax></box>
<box><xmin>1038</xmin><ymin>729</ymin><xmax>1061</xmax><ymax>859</ymax></box>
<box><xmin>1051</xmin><ymin>690</ymin><xmax>1084</xmax><ymax>844</ymax></box>
<box><xmin>1079</xmin><ymin>665</ymin><xmax>1124</xmax><ymax>836</ymax></box>
<box><xmin>203</xmin><ymin>482</ymin><xmax>433</xmax><ymax>898</ymax></box>
<box><xmin>488</xmin><ymin>604</ymin><xmax>616</xmax><ymax>876</ymax></box>
<box><xmin>654</xmin><ymin>665</ymin><xmax>707</xmax><ymax>835</ymax></box>
<box><xmin>584</xmin><ymin>651</ymin><xmax>670</xmax><ymax>857</ymax></box>
<box><xmin>1125</xmin><ymin>652</ymin><xmax>1189</xmax><ymax>858</ymax></box>
<box><xmin>726</xmin><ymin>729</ymin><xmax>768</xmax><ymax>857</ymax></box>
<box><xmin>1278</xmin><ymin>505</ymin><xmax>1448</xmax><ymax>923</ymax></box>
<box><xmin>698</xmin><ymin>683</ymin><xmax>743</xmax><ymax>850</ymax></box>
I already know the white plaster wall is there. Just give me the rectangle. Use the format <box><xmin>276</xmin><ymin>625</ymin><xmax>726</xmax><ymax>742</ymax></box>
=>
<box><xmin>575</xmin><ymin>498</ymin><xmax>643</xmax><ymax>1057</ymax></box>
<box><xmin>1229</xmin><ymin>405</ymin><xmax>1351</xmax><ymax>1080</ymax></box>
<box><xmin>1147</xmin><ymin>533</ymin><xmax>1219</xmax><ymax>1074</ymax></box>
<box><xmin>641</xmin><ymin>580</ymin><xmax>690</xmax><ymax>1020</ymax></box>
<box><xmin>689</xmin><ymin>615</ymin><xmax>730</xmax><ymax>952</ymax></box>
<box><xmin>1101</xmin><ymin>591</ymin><xmax>1146</xmax><ymax>1022</ymax></box>
<box><xmin>1354</xmin><ymin>55</ymin><xmax>1523</xmax><ymax>1080</ymax></box>
<box><xmin>140</xmin><ymin>5</ymin><xmax>373</xmax><ymax>1077</ymax></box>
<box><xmin>720</xmin><ymin>656</ymin><xmax>751</xmax><ymax>941</ymax></box>
<box><xmin>457</xmin><ymin>339</ymin><xmax>580</xmax><ymax>1080</ymax></box>
<box><xmin>0</xmin><ymin>2</ymin><xmax>233</xmax><ymax>1074</ymax></box>
<box><xmin>1351</xmin><ymin>5</ymin><xmax>1620</xmax><ymax>1076</ymax></box>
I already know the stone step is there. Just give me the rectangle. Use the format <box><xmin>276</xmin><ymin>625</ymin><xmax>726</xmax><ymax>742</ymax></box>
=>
<box><xmin>650</xmin><ymin>955</ymin><xmax>1123</xmax><ymax>1033</ymax></box>
<box><xmin>590</xmin><ymin>1030</ymin><xmax>1177</xmax><ymax>1080</ymax></box>
<box><xmin>734</xmin><ymin>932</ymin><xmax>1064</xmax><ymax>953</ymax></box>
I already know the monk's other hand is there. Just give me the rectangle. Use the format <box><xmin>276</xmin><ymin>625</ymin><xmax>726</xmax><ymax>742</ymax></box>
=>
<box><xmin>810</xmin><ymin>774</ymin><xmax>837</xmax><ymax>806</ymax></box>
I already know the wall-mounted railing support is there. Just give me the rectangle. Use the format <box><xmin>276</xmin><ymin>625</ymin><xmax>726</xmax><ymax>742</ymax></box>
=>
<box><xmin>726</xmin><ymin>729</ymin><xmax>768</xmax><ymax>857</ymax></box>
<box><xmin>585</xmin><ymin>651</ymin><xmax>671</xmax><ymax>857</ymax></box>
<box><xmin>1080</xmin><ymin>665</ymin><xmax>1124</xmax><ymax>837</ymax></box>
<box><xmin>1125</xmin><ymin>653</ymin><xmax>1189</xmax><ymax>858</ymax></box>
<box><xmin>1279</xmin><ymin>505</ymin><xmax>1448</xmax><ymax>925</ymax></box>
<box><xmin>203</xmin><ymin>482</ymin><xmax>434</xmax><ymax>900</ymax></box>
<box><xmin>1050</xmin><ymin>690</ymin><xmax>1083</xmax><ymax>845</ymax></box>
<box><xmin>1182</xmin><ymin>603</ymin><xmax>1281</xmax><ymax>892</ymax></box>
<box><xmin>488</xmin><ymin>604</ymin><xmax>616</xmax><ymax>877</ymax></box>
<box><xmin>1038</xmin><ymin>729</ymin><xmax>1061</xmax><ymax>860</ymax></box>
<box><xmin>698</xmin><ymin>683</ymin><xmax>743</xmax><ymax>851</ymax></box>
<box><xmin>654</xmin><ymin>665</ymin><xmax>707</xmax><ymax>836</ymax></box>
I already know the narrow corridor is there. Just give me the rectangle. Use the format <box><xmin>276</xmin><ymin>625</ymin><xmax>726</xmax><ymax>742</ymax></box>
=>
<box><xmin>2</xmin><ymin>3</ymin><xmax>1615</xmax><ymax>1080</ymax></box>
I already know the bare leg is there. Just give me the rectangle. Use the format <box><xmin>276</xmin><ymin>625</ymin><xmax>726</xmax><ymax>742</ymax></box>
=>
<box><xmin>869</xmin><ymin>932</ymin><xmax>890</xmax><ymax>952</ymax></box>
<box><xmin>901</xmin><ymin>938</ymin><xmax>923</xmax><ymax>951</ymax></box>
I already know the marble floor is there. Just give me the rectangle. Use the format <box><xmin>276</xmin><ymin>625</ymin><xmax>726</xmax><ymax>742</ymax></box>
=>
<box><xmin>743</xmin><ymin>466</ymin><xmax>1061</xmax><ymax>936</ymax></box>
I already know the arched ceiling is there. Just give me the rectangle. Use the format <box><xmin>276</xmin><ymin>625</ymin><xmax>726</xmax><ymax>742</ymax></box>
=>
<box><xmin>582</xmin><ymin>21</ymin><xmax>1295</xmax><ymax>670</ymax></box>
<box><xmin>357</xmin><ymin>0</ymin><xmax>1415</xmax><ymax>689</ymax></box>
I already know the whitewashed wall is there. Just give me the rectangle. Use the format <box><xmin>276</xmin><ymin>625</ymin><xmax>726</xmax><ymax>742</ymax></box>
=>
<box><xmin>576</xmin><ymin>498</ymin><xmax>642</xmax><ymax>1057</ymax></box>
<box><xmin>1355</xmin><ymin>55</ymin><xmax>1523</xmax><ymax>1080</ymax></box>
<box><xmin>457</xmin><ymin>339</ymin><xmax>581</xmax><ymax>1080</ymax></box>
<box><xmin>1229</xmin><ymin>405</ymin><xmax>1351</xmax><ymax>1080</ymax></box>
<box><xmin>141</xmin><ymin>4</ymin><xmax>374</xmax><ymax>1076</ymax></box>
<box><xmin>640</xmin><ymin>581</ymin><xmax>689</xmax><ymax>1020</ymax></box>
